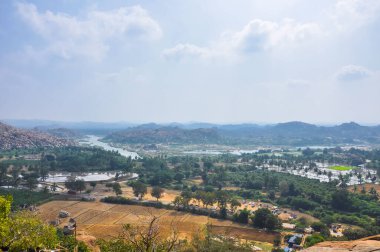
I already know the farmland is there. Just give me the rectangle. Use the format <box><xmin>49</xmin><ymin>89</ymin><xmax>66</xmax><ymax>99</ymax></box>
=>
<box><xmin>37</xmin><ymin>200</ymin><xmax>277</xmax><ymax>245</ymax></box>
<box><xmin>329</xmin><ymin>165</ymin><xmax>356</xmax><ymax>171</ymax></box>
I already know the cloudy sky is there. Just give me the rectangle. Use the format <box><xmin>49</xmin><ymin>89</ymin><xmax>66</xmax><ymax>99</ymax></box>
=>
<box><xmin>1</xmin><ymin>0</ymin><xmax>380</xmax><ymax>124</ymax></box>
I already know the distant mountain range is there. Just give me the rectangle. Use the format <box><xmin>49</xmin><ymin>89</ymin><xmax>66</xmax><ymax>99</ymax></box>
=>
<box><xmin>103</xmin><ymin>121</ymin><xmax>380</xmax><ymax>146</ymax></box>
<box><xmin>2</xmin><ymin>120</ymin><xmax>380</xmax><ymax>147</ymax></box>
<box><xmin>0</xmin><ymin>122</ymin><xmax>73</xmax><ymax>150</ymax></box>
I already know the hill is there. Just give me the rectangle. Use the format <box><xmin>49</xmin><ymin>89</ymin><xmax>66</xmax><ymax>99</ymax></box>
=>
<box><xmin>103</xmin><ymin>121</ymin><xmax>380</xmax><ymax>146</ymax></box>
<box><xmin>0</xmin><ymin>122</ymin><xmax>74</xmax><ymax>149</ymax></box>
<box><xmin>304</xmin><ymin>235</ymin><xmax>380</xmax><ymax>252</ymax></box>
<box><xmin>103</xmin><ymin>125</ymin><xmax>220</xmax><ymax>144</ymax></box>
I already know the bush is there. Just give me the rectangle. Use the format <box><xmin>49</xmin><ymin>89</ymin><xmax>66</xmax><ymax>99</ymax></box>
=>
<box><xmin>305</xmin><ymin>234</ymin><xmax>324</xmax><ymax>247</ymax></box>
<box><xmin>343</xmin><ymin>228</ymin><xmax>369</xmax><ymax>240</ymax></box>
<box><xmin>233</xmin><ymin>208</ymin><xmax>250</xmax><ymax>224</ymax></box>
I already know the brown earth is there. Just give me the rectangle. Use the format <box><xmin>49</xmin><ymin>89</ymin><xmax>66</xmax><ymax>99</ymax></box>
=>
<box><xmin>304</xmin><ymin>235</ymin><xmax>380</xmax><ymax>252</ymax></box>
<box><xmin>37</xmin><ymin>200</ymin><xmax>278</xmax><ymax>243</ymax></box>
<box><xmin>349</xmin><ymin>183</ymin><xmax>380</xmax><ymax>195</ymax></box>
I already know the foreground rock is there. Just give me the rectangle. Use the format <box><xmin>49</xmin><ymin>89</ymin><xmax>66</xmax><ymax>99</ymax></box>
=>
<box><xmin>304</xmin><ymin>235</ymin><xmax>380</xmax><ymax>252</ymax></box>
<box><xmin>0</xmin><ymin>122</ymin><xmax>73</xmax><ymax>149</ymax></box>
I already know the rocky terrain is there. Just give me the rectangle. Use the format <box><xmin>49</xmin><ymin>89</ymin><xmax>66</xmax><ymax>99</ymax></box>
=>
<box><xmin>104</xmin><ymin>125</ymin><xmax>220</xmax><ymax>144</ymax></box>
<box><xmin>305</xmin><ymin>235</ymin><xmax>380</xmax><ymax>252</ymax></box>
<box><xmin>103</xmin><ymin>121</ymin><xmax>380</xmax><ymax>146</ymax></box>
<box><xmin>0</xmin><ymin>122</ymin><xmax>74</xmax><ymax>149</ymax></box>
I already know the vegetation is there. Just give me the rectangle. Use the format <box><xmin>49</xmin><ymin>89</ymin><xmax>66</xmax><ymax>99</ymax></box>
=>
<box><xmin>0</xmin><ymin>195</ymin><xmax>58</xmax><ymax>251</ymax></box>
<box><xmin>329</xmin><ymin>166</ymin><xmax>356</xmax><ymax>171</ymax></box>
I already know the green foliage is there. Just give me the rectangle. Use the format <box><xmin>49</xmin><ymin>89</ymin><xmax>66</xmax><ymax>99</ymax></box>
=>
<box><xmin>343</xmin><ymin>228</ymin><xmax>369</xmax><ymax>240</ymax></box>
<box><xmin>65</xmin><ymin>179</ymin><xmax>86</xmax><ymax>192</ymax></box>
<box><xmin>57</xmin><ymin>230</ymin><xmax>90</xmax><ymax>252</ymax></box>
<box><xmin>233</xmin><ymin>208</ymin><xmax>250</xmax><ymax>224</ymax></box>
<box><xmin>130</xmin><ymin>181</ymin><xmax>148</xmax><ymax>200</ymax></box>
<box><xmin>0</xmin><ymin>188</ymin><xmax>52</xmax><ymax>208</ymax></box>
<box><xmin>112</xmin><ymin>183</ymin><xmax>122</xmax><ymax>196</ymax></box>
<box><xmin>0</xmin><ymin>195</ymin><xmax>59</xmax><ymax>251</ymax></box>
<box><xmin>305</xmin><ymin>234</ymin><xmax>325</xmax><ymax>247</ymax></box>
<box><xmin>151</xmin><ymin>186</ymin><xmax>164</xmax><ymax>201</ymax></box>
<box><xmin>0</xmin><ymin>194</ymin><xmax>12</xmax><ymax>220</ymax></box>
<box><xmin>251</xmin><ymin>208</ymin><xmax>281</xmax><ymax>230</ymax></box>
<box><xmin>331</xmin><ymin>189</ymin><xmax>352</xmax><ymax>211</ymax></box>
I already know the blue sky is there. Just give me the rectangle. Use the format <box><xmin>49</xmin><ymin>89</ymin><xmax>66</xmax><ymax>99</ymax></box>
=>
<box><xmin>1</xmin><ymin>0</ymin><xmax>380</xmax><ymax>124</ymax></box>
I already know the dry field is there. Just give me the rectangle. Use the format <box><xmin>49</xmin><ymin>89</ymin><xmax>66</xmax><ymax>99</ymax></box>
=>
<box><xmin>37</xmin><ymin>200</ymin><xmax>278</xmax><ymax>243</ymax></box>
<box><xmin>91</xmin><ymin>183</ymin><xmax>262</xmax><ymax>212</ymax></box>
<box><xmin>349</xmin><ymin>183</ymin><xmax>380</xmax><ymax>195</ymax></box>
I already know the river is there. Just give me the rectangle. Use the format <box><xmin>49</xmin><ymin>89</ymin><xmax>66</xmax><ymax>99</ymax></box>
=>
<box><xmin>80</xmin><ymin>135</ymin><xmax>140</xmax><ymax>159</ymax></box>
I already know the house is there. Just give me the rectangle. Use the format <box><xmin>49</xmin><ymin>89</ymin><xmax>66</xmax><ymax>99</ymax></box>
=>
<box><xmin>282</xmin><ymin>223</ymin><xmax>296</xmax><ymax>230</ymax></box>
<box><xmin>304</xmin><ymin>226</ymin><xmax>314</xmax><ymax>234</ymax></box>
<box><xmin>288</xmin><ymin>234</ymin><xmax>303</xmax><ymax>247</ymax></box>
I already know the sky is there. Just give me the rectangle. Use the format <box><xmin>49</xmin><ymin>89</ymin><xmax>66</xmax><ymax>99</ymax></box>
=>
<box><xmin>0</xmin><ymin>0</ymin><xmax>380</xmax><ymax>124</ymax></box>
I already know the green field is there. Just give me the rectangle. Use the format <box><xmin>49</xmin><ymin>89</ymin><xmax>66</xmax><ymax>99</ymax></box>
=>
<box><xmin>328</xmin><ymin>165</ymin><xmax>356</xmax><ymax>171</ymax></box>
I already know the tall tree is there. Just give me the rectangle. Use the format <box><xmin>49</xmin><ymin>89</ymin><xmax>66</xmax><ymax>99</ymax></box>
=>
<box><xmin>151</xmin><ymin>186</ymin><xmax>164</xmax><ymax>201</ymax></box>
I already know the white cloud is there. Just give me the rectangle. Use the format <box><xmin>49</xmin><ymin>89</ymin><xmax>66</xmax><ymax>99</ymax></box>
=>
<box><xmin>163</xmin><ymin>18</ymin><xmax>321</xmax><ymax>61</ymax></box>
<box><xmin>330</xmin><ymin>0</ymin><xmax>380</xmax><ymax>31</ymax></box>
<box><xmin>162</xmin><ymin>44</ymin><xmax>212</xmax><ymax>60</ymax></box>
<box><xmin>335</xmin><ymin>65</ymin><xmax>372</xmax><ymax>81</ymax></box>
<box><xmin>16</xmin><ymin>2</ymin><xmax>162</xmax><ymax>61</ymax></box>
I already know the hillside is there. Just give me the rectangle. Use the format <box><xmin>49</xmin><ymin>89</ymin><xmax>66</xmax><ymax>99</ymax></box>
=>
<box><xmin>0</xmin><ymin>122</ymin><xmax>73</xmax><ymax>149</ymax></box>
<box><xmin>103</xmin><ymin>121</ymin><xmax>380</xmax><ymax>146</ymax></box>
<box><xmin>304</xmin><ymin>235</ymin><xmax>380</xmax><ymax>252</ymax></box>
<box><xmin>103</xmin><ymin>125</ymin><xmax>220</xmax><ymax>144</ymax></box>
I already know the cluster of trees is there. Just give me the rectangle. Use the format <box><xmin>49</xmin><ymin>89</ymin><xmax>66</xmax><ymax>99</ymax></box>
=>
<box><xmin>0</xmin><ymin>195</ymin><xmax>58</xmax><ymax>251</ymax></box>
<box><xmin>172</xmin><ymin>188</ymin><xmax>241</xmax><ymax>219</ymax></box>
<box><xmin>65</xmin><ymin>179</ymin><xmax>86</xmax><ymax>193</ymax></box>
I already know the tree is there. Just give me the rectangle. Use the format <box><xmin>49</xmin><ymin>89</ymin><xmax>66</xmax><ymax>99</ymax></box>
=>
<box><xmin>0</xmin><ymin>195</ymin><xmax>59</xmax><ymax>251</ymax></box>
<box><xmin>131</xmin><ymin>181</ymin><xmax>147</xmax><ymax>200</ymax></box>
<box><xmin>234</xmin><ymin>208</ymin><xmax>250</xmax><ymax>224</ymax></box>
<box><xmin>90</xmin><ymin>181</ymin><xmax>97</xmax><ymax>190</ymax></box>
<box><xmin>174</xmin><ymin>173</ymin><xmax>184</xmax><ymax>183</ymax></box>
<box><xmin>331</xmin><ymin>189</ymin><xmax>352</xmax><ymax>211</ymax></box>
<box><xmin>229</xmin><ymin>198</ymin><xmax>241</xmax><ymax>213</ymax></box>
<box><xmin>194</xmin><ymin>190</ymin><xmax>204</xmax><ymax>206</ymax></box>
<box><xmin>251</xmin><ymin>208</ymin><xmax>281</xmax><ymax>230</ymax></box>
<box><xmin>305</xmin><ymin>234</ymin><xmax>325</xmax><ymax>248</ymax></box>
<box><xmin>39</xmin><ymin>166</ymin><xmax>49</xmax><ymax>182</ymax></box>
<box><xmin>180</xmin><ymin>190</ymin><xmax>193</xmax><ymax>208</ymax></box>
<box><xmin>357</xmin><ymin>173</ymin><xmax>363</xmax><ymax>184</ymax></box>
<box><xmin>11</xmin><ymin>167</ymin><xmax>20</xmax><ymax>187</ymax></box>
<box><xmin>279</xmin><ymin>181</ymin><xmax>289</xmax><ymax>196</ymax></box>
<box><xmin>173</xmin><ymin>196</ymin><xmax>182</xmax><ymax>209</ymax></box>
<box><xmin>151</xmin><ymin>186</ymin><xmax>164</xmax><ymax>201</ymax></box>
<box><xmin>201</xmin><ymin>192</ymin><xmax>216</xmax><ymax>209</ymax></box>
<box><xmin>76</xmin><ymin>180</ymin><xmax>86</xmax><ymax>193</ymax></box>
<box><xmin>112</xmin><ymin>183</ymin><xmax>122</xmax><ymax>196</ymax></box>
<box><xmin>343</xmin><ymin>228</ymin><xmax>369</xmax><ymax>240</ymax></box>
<box><xmin>65</xmin><ymin>179</ymin><xmax>86</xmax><ymax>193</ymax></box>
<box><xmin>26</xmin><ymin>177</ymin><xmax>38</xmax><ymax>191</ymax></box>
<box><xmin>50</xmin><ymin>182</ymin><xmax>58</xmax><ymax>192</ymax></box>
<box><xmin>268</xmin><ymin>191</ymin><xmax>276</xmax><ymax>200</ymax></box>
<box><xmin>0</xmin><ymin>163</ymin><xmax>8</xmax><ymax>186</ymax></box>
<box><xmin>327</xmin><ymin>171</ymin><xmax>332</xmax><ymax>182</ymax></box>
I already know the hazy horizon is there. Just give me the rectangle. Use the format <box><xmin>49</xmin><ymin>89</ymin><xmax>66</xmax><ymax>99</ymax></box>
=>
<box><xmin>2</xmin><ymin>118</ymin><xmax>380</xmax><ymax>127</ymax></box>
<box><xmin>1</xmin><ymin>0</ymin><xmax>380</xmax><ymax>123</ymax></box>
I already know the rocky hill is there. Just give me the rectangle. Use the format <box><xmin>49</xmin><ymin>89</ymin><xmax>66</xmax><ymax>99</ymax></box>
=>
<box><xmin>103</xmin><ymin>121</ymin><xmax>380</xmax><ymax>146</ymax></box>
<box><xmin>304</xmin><ymin>235</ymin><xmax>380</xmax><ymax>252</ymax></box>
<box><xmin>0</xmin><ymin>122</ymin><xmax>74</xmax><ymax>150</ymax></box>
<box><xmin>103</xmin><ymin>125</ymin><xmax>220</xmax><ymax>144</ymax></box>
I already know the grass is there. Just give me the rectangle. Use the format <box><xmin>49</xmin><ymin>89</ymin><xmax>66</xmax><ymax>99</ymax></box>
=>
<box><xmin>329</xmin><ymin>165</ymin><xmax>356</xmax><ymax>171</ymax></box>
